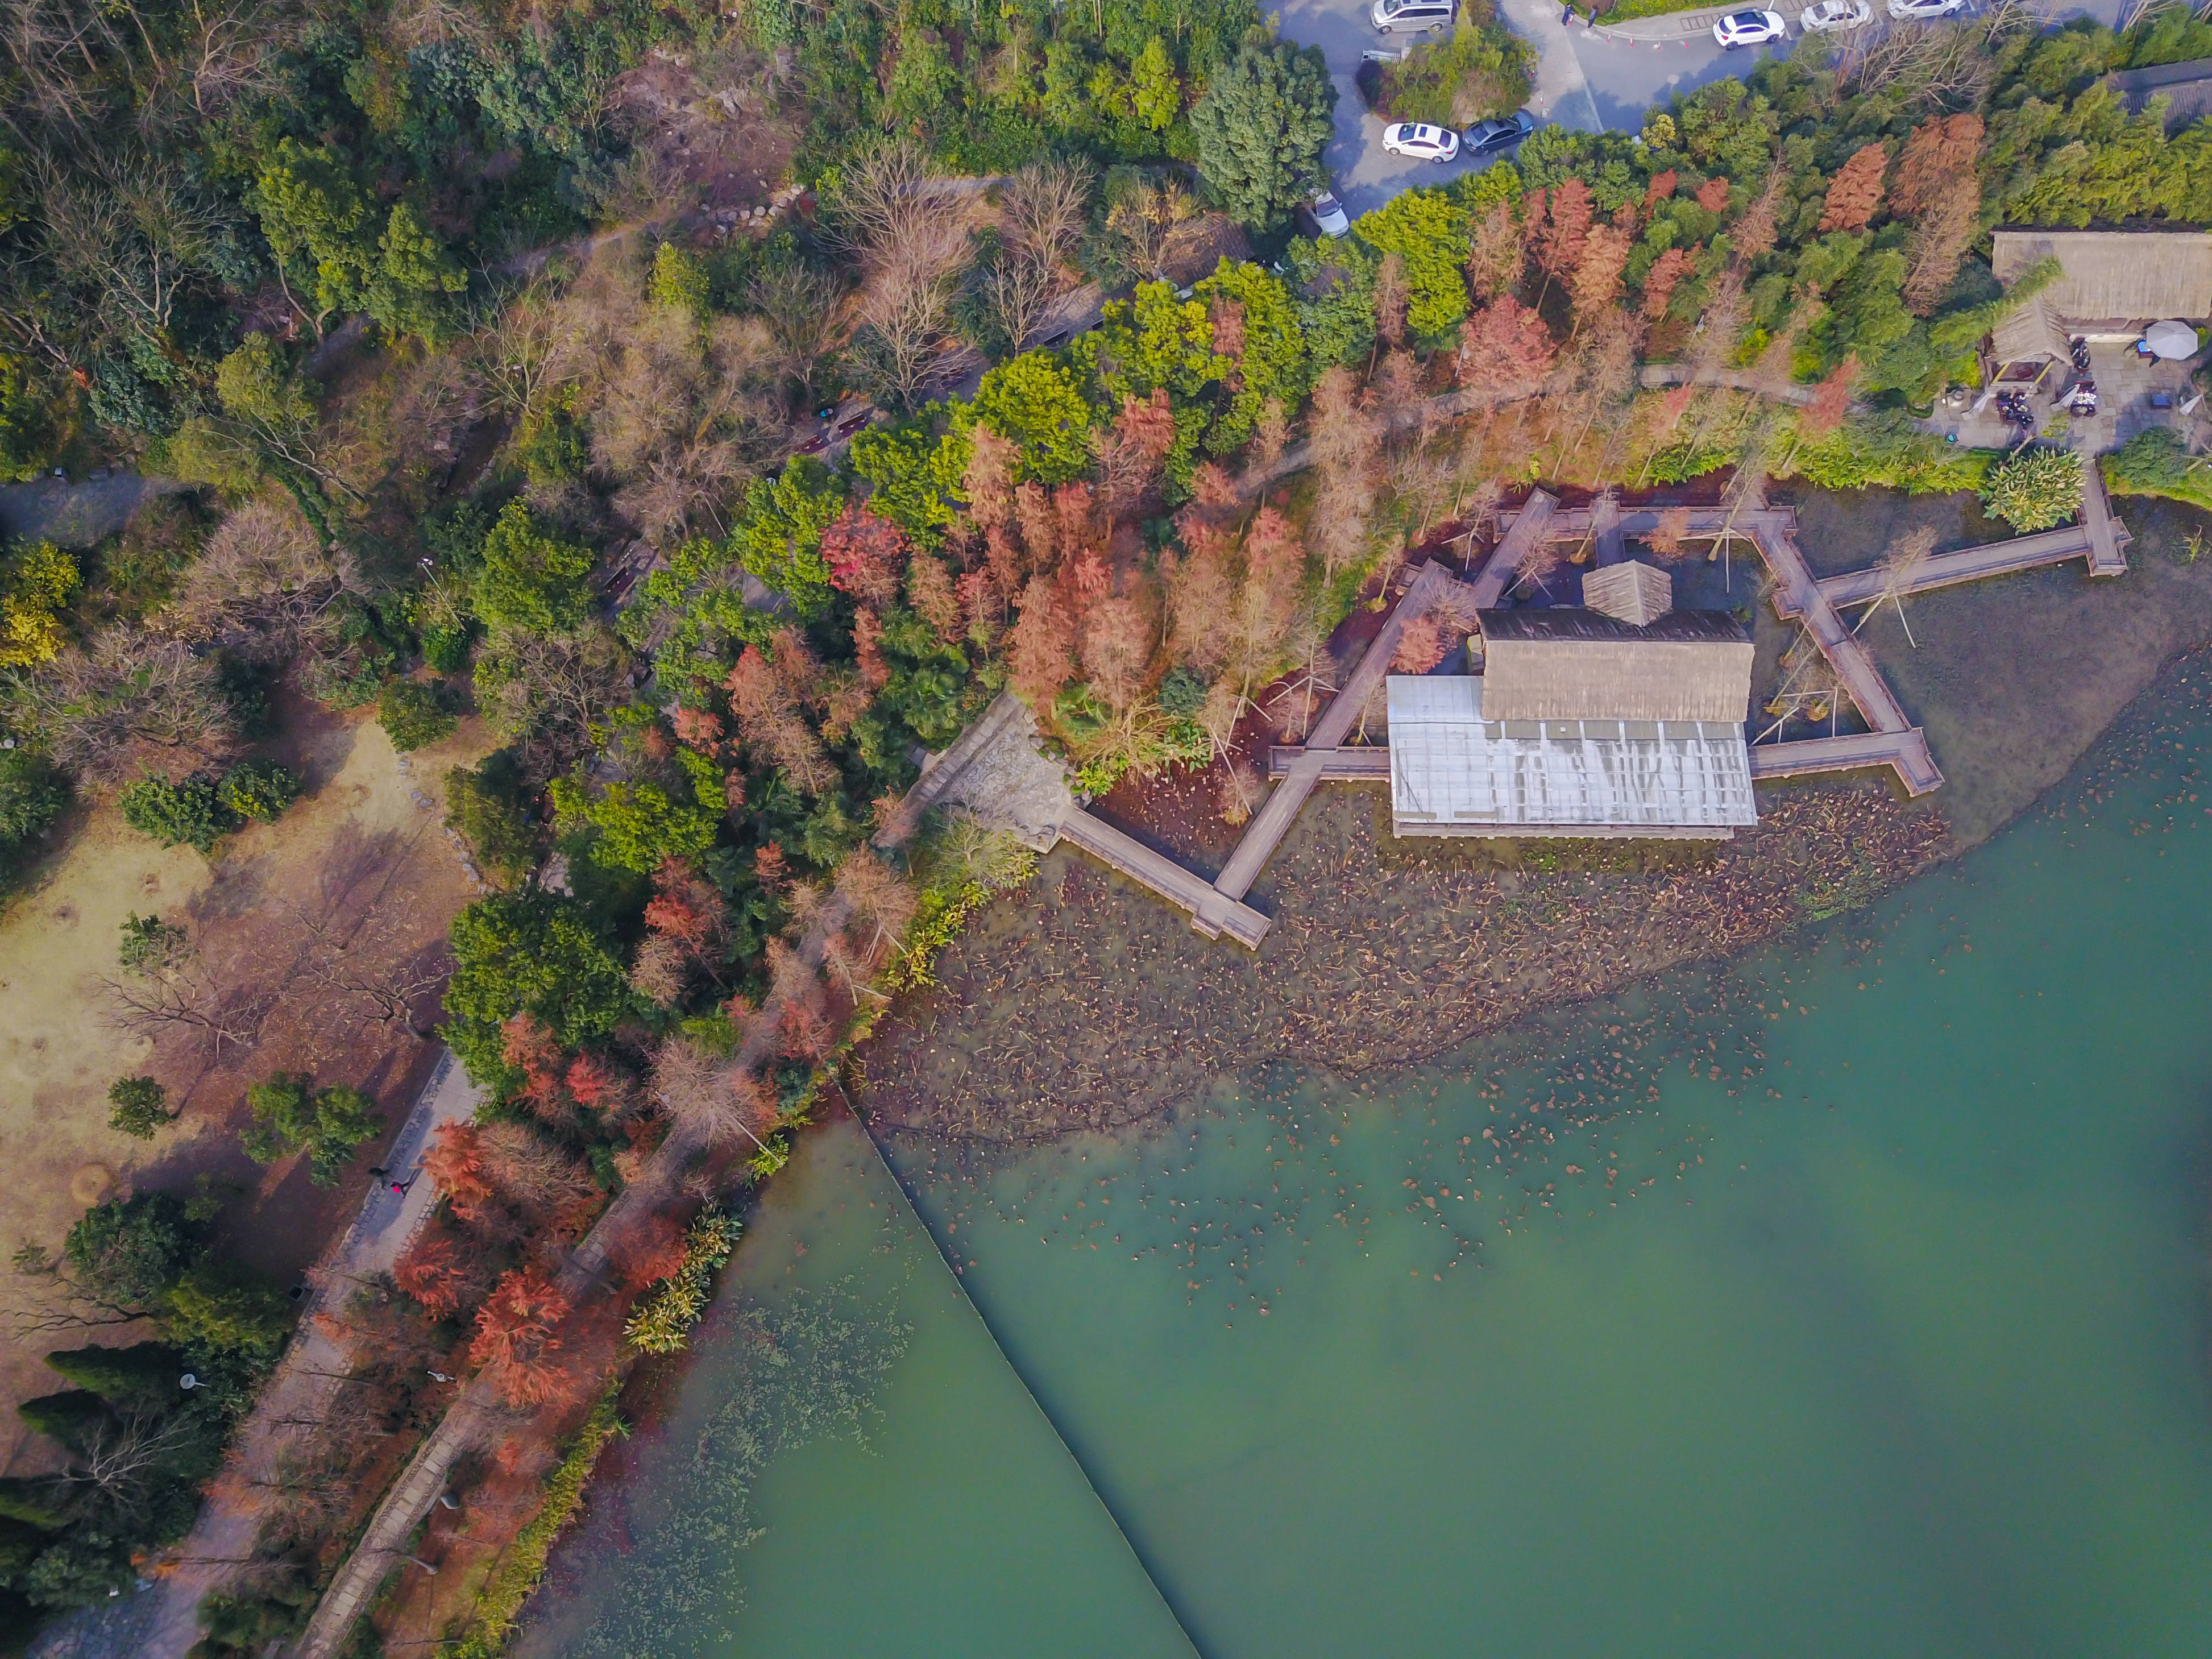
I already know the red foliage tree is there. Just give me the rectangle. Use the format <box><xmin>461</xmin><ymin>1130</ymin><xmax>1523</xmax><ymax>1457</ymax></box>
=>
<box><xmin>1891</xmin><ymin>114</ymin><xmax>1983</xmax><ymax>218</ymax></box>
<box><xmin>1530</xmin><ymin>179</ymin><xmax>1594</xmax><ymax>283</ymax></box>
<box><xmin>1644</xmin><ymin>169</ymin><xmax>1678</xmax><ymax>212</ymax></box>
<box><xmin>754</xmin><ymin>843</ymin><xmax>788</xmax><ymax>892</ymax></box>
<box><xmin>1571</xmin><ymin>223</ymin><xmax>1633</xmax><ymax>323</ymax></box>
<box><xmin>422</xmin><ymin>1120</ymin><xmax>496</xmax><ymax>1225</ymax></box>
<box><xmin>670</xmin><ymin>705</ymin><xmax>725</xmax><ymax>756</ymax></box>
<box><xmin>1694</xmin><ymin>177</ymin><xmax>1732</xmax><ymax>213</ymax></box>
<box><xmin>962</xmin><ymin>425</ymin><xmax>1019</xmax><ymax>530</ymax></box>
<box><xmin>1392</xmin><ymin>612</ymin><xmax>1449</xmax><ymax>674</ymax></box>
<box><xmin>905</xmin><ymin>551</ymin><xmax>964</xmax><ymax>646</ymax></box>
<box><xmin>501</xmin><ymin>1013</ymin><xmax>566</xmax><ymax>1117</ymax></box>
<box><xmin>852</xmin><ymin>606</ymin><xmax>891</xmax><ymax>690</ymax></box>
<box><xmin>1640</xmin><ymin>247</ymin><xmax>1697</xmax><ymax>323</ymax></box>
<box><xmin>1099</xmin><ymin>389</ymin><xmax>1177</xmax><ymax>513</ymax></box>
<box><xmin>820</xmin><ymin>503</ymin><xmax>908</xmax><ymax>608</ymax></box>
<box><xmin>1819</xmin><ymin>143</ymin><xmax>1888</xmax><ymax>233</ymax></box>
<box><xmin>1801</xmin><ymin>356</ymin><xmax>1858</xmax><ymax>434</ymax></box>
<box><xmin>565</xmin><ymin>1051</ymin><xmax>623</xmax><ymax>1113</ymax></box>
<box><xmin>470</xmin><ymin>1266</ymin><xmax>572</xmax><ymax>1407</ymax></box>
<box><xmin>1457</xmin><ymin>297</ymin><xmax>1557</xmax><ymax>395</ymax></box>
<box><xmin>615</xmin><ymin>1212</ymin><xmax>688</xmax><ymax>1292</ymax></box>
<box><xmin>1007</xmin><ymin>574</ymin><xmax>1076</xmax><ymax>712</ymax></box>
<box><xmin>395</xmin><ymin>1230</ymin><xmax>476</xmax><ymax>1318</ymax></box>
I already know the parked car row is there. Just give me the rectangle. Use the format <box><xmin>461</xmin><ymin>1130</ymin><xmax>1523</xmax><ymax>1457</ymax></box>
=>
<box><xmin>1376</xmin><ymin>109</ymin><xmax>1533</xmax><ymax>167</ymax></box>
<box><xmin>1713</xmin><ymin>0</ymin><xmax>1962</xmax><ymax>47</ymax></box>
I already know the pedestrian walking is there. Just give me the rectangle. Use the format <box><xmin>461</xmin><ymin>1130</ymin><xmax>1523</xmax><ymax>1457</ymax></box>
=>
<box><xmin>389</xmin><ymin>1173</ymin><xmax>416</xmax><ymax>1196</ymax></box>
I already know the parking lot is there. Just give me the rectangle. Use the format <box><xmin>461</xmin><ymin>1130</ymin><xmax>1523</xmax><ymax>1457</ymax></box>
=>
<box><xmin>1275</xmin><ymin>0</ymin><xmax>2131</xmax><ymax>219</ymax></box>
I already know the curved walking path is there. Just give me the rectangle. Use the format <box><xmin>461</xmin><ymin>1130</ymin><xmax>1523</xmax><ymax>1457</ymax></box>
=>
<box><xmin>109</xmin><ymin>1054</ymin><xmax>482</xmax><ymax>1659</ymax></box>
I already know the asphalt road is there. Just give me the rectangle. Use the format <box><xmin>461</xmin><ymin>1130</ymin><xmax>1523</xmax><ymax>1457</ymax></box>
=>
<box><xmin>1279</xmin><ymin>0</ymin><xmax>2132</xmax><ymax>219</ymax></box>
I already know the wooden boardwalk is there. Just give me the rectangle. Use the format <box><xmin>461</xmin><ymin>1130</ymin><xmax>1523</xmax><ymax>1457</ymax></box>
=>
<box><xmin>1211</xmin><ymin>560</ymin><xmax>1461</xmax><ymax>903</ymax></box>
<box><xmin>1741</xmin><ymin>512</ymin><xmax>1945</xmax><ymax>796</ymax></box>
<box><xmin>1776</xmin><ymin>517</ymin><xmax>2132</xmax><ymax>619</ymax></box>
<box><xmin>1268</xmin><ymin>745</ymin><xmax>1389</xmax><ymax>779</ymax></box>
<box><xmin>1463</xmin><ymin>488</ymin><xmax>1558</xmax><ymax>607</ymax></box>
<box><xmin>1056</xmin><ymin>807</ymin><xmax>1272</xmax><ymax>948</ymax></box>
<box><xmin>2081</xmin><ymin>460</ymin><xmax>2131</xmax><ymax>576</ymax></box>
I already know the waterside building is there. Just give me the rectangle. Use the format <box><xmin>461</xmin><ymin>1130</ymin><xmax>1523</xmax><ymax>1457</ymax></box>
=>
<box><xmin>1385</xmin><ymin>561</ymin><xmax>1758</xmax><ymax>840</ymax></box>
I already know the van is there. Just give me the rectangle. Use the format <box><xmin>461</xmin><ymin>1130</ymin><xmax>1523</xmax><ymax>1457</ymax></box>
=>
<box><xmin>1371</xmin><ymin>0</ymin><xmax>1455</xmax><ymax>31</ymax></box>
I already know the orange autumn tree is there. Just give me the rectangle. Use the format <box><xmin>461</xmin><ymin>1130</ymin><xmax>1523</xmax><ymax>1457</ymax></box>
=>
<box><xmin>422</xmin><ymin>1120</ymin><xmax>496</xmax><ymax>1223</ymax></box>
<box><xmin>470</xmin><ymin>1266</ymin><xmax>572</xmax><ymax>1407</ymax></box>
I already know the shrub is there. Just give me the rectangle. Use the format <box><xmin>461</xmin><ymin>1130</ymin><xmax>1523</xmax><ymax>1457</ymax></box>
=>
<box><xmin>1979</xmin><ymin>446</ymin><xmax>2084</xmax><ymax>532</ymax></box>
<box><xmin>622</xmin><ymin>1207</ymin><xmax>741</xmax><ymax>1353</ymax></box>
<box><xmin>43</xmin><ymin>1342</ymin><xmax>188</xmax><ymax>1408</ymax></box>
<box><xmin>106</xmin><ymin>1076</ymin><xmax>171</xmax><ymax>1140</ymax></box>
<box><xmin>0</xmin><ymin>748</ymin><xmax>64</xmax><ymax>856</ymax></box>
<box><xmin>239</xmin><ymin>1073</ymin><xmax>384</xmax><ymax>1186</ymax></box>
<box><xmin>379</xmin><ymin>677</ymin><xmax>458</xmax><ymax>751</ymax></box>
<box><xmin>118</xmin><ymin>912</ymin><xmax>188</xmax><ymax>971</ymax></box>
<box><xmin>118</xmin><ymin>775</ymin><xmax>227</xmax><ymax>853</ymax></box>
<box><xmin>217</xmin><ymin>760</ymin><xmax>300</xmax><ymax>823</ymax></box>
<box><xmin>2103</xmin><ymin>426</ymin><xmax>2212</xmax><ymax>512</ymax></box>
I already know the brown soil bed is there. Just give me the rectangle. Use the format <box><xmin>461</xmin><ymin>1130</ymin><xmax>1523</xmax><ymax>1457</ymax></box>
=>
<box><xmin>858</xmin><ymin>781</ymin><xmax>1945</xmax><ymax>1148</ymax></box>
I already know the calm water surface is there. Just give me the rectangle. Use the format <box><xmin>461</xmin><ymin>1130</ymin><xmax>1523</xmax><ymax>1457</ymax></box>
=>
<box><xmin>528</xmin><ymin>671</ymin><xmax>2212</xmax><ymax>1658</ymax></box>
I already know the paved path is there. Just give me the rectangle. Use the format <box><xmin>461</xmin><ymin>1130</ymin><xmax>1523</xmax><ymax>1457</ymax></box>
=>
<box><xmin>121</xmin><ymin>1052</ymin><xmax>482</xmax><ymax>1659</ymax></box>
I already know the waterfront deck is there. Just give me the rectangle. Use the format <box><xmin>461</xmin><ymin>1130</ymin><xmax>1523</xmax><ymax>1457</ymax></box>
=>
<box><xmin>1745</xmin><ymin>730</ymin><xmax>1942</xmax><ymax>784</ymax></box>
<box><xmin>1774</xmin><ymin>517</ymin><xmax>2131</xmax><ymax>619</ymax></box>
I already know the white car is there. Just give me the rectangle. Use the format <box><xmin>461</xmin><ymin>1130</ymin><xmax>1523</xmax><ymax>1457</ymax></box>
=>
<box><xmin>1310</xmin><ymin>188</ymin><xmax>1351</xmax><ymax>238</ymax></box>
<box><xmin>1712</xmin><ymin>7</ymin><xmax>1787</xmax><ymax>45</ymax></box>
<box><xmin>1799</xmin><ymin>0</ymin><xmax>1871</xmax><ymax>28</ymax></box>
<box><xmin>1887</xmin><ymin>0</ymin><xmax>1964</xmax><ymax>16</ymax></box>
<box><xmin>1381</xmin><ymin>122</ymin><xmax>1460</xmax><ymax>164</ymax></box>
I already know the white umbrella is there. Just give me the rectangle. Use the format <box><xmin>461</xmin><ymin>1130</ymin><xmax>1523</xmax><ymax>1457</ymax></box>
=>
<box><xmin>2142</xmin><ymin>319</ymin><xmax>2199</xmax><ymax>359</ymax></box>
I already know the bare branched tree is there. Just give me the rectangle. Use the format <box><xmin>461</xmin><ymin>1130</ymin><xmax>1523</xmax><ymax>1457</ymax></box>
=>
<box><xmin>103</xmin><ymin>960</ymin><xmax>272</xmax><ymax>1060</ymax></box>
<box><xmin>19</xmin><ymin>628</ymin><xmax>240</xmax><ymax>778</ymax></box>
<box><xmin>167</xmin><ymin>497</ymin><xmax>366</xmax><ymax>667</ymax></box>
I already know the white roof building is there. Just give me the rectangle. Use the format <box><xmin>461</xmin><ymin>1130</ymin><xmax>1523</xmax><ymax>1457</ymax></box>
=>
<box><xmin>1385</xmin><ymin>675</ymin><xmax>1758</xmax><ymax>839</ymax></box>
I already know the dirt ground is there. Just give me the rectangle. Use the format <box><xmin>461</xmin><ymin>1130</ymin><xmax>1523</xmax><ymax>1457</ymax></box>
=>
<box><xmin>0</xmin><ymin>702</ymin><xmax>491</xmax><ymax>1475</ymax></box>
<box><xmin>608</xmin><ymin>47</ymin><xmax>797</xmax><ymax>218</ymax></box>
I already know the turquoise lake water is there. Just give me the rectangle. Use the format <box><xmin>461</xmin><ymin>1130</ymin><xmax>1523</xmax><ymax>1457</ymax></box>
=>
<box><xmin>521</xmin><ymin>662</ymin><xmax>2212</xmax><ymax>1659</ymax></box>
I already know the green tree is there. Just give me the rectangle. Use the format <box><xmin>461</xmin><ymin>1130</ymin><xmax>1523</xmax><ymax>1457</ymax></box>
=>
<box><xmin>443</xmin><ymin>750</ymin><xmax>541</xmax><ymax>885</ymax></box>
<box><xmin>106</xmin><ymin>1077</ymin><xmax>171</xmax><ymax>1140</ymax></box>
<box><xmin>1189</xmin><ymin>35</ymin><xmax>1336</xmax><ymax>232</ymax></box>
<box><xmin>648</xmin><ymin>242</ymin><xmax>709</xmax><ymax>316</ymax></box>
<box><xmin>1980</xmin><ymin>447</ymin><xmax>2084</xmax><ymax>532</ymax></box>
<box><xmin>0</xmin><ymin>748</ymin><xmax>65</xmax><ymax>855</ymax></box>
<box><xmin>378</xmin><ymin>678</ymin><xmax>458</xmax><ymax>751</ymax></box>
<box><xmin>970</xmin><ymin>354</ymin><xmax>1097</xmax><ymax>484</ymax></box>
<box><xmin>444</xmin><ymin>892</ymin><xmax>632</xmax><ymax>1085</ymax></box>
<box><xmin>371</xmin><ymin>204</ymin><xmax>468</xmax><ymax>344</ymax></box>
<box><xmin>62</xmin><ymin>1194</ymin><xmax>203</xmax><ymax>1312</ymax></box>
<box><xmin>1354</xmin><ymin>188</ymin><xmax>1474</xmax><ymax>338</ymax></box>
<box><xmin>548</xmin><ymin>769</ymin><xmax>720</xmax><ymax>874</ymax></box>
<box><xmin>475</xmin><ymin>501</ymin><xmax>595</xmax><ymax>634</ymax></box>
<box><xmin>239</xmin><ymin>1073</ymin><xmax>383</xmax><ymax>1186</ymax></box>
<box><xmin>732</xmin><ymin>458</ymin><xmax>845</xmax><ymax>618</ymax></box>
<box><xmin>846</xmin><ymin>421</ymin><xmax>971</xmax><ymax>548</ymax></box>
<box><xmin>43</xmin><ymin>1342</ymin><xmax>187</xmax><ymax>1408</ymax></box>
<box><xmin>1130</xmin><ymin>36</ymin><xmax>1183</xmax><ymax>130</ymax></box>
<box><xmin>0</xmin><ymin>539</ymin><xmax>79</xmax><ymax>669</ymax></box>
<box><xmin>163</xmin><ymin>1263</ymin><xmax>293</xmax><ymax>1365</ymax></box>
<box><xmin>213</xmin><ymin>334</ymin><xmax>314</xmax><ymax>433</ymax></box>
<box><xmin>1192</xmin><ymin>259</ymin><xmax>1309</xmax><ymax>449</ymax></box>
<box><xmin>248</xmin><ymin>140</ymin><xmax>375</xmax><ymax>334</ymax></box>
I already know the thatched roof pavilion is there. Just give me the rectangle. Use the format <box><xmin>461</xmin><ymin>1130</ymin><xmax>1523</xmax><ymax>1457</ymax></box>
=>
<box><xmin>1987</xmin><ymin>229</ymin><xmax>2212</xmax><ymax>387</ymax></box>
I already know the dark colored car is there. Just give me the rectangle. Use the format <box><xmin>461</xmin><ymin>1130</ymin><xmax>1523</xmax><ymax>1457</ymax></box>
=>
<box><xmin>1462</xmin><ymin>112</ymin><xmax>1535</xmax><ymax>155</ymax></box>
